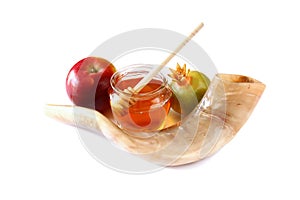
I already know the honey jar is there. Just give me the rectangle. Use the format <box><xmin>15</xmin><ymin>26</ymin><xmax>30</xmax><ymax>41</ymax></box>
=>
<box><xmin>109</xmin><ymin>65</ymin><xmax>172</xmax><ymax>136</ymax></box>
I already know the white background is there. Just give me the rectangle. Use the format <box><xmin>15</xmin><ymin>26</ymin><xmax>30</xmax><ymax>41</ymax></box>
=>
<box><xmin>1</xmin><ymin>0</ymin><xmax>299</xmax><ymax>199</ymax></box>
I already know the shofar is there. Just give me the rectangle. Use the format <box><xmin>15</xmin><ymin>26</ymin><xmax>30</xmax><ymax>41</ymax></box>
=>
<box><xmin>45</xmin><ymin>74</ymin><xmax>265</xmax><ymax>166</ymax></box>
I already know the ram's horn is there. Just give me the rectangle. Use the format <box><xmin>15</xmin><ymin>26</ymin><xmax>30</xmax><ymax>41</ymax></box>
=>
<box><xmin>45</xmin><ymin>74</ymin><xmax>265</xmax><ymax>166</ymax></box>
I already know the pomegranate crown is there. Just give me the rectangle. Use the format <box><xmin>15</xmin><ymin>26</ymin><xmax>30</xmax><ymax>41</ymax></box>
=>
<box><xmin>168</xmin><ymin>63</ymin><xmax>191</xmax><ymax>85</ymax></box>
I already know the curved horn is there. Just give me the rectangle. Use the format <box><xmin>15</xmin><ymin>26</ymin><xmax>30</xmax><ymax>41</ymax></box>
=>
<box><xmin>45</xmin><ymin>74</ymin><xmax>265</xmax><ymax>166</ymax></box>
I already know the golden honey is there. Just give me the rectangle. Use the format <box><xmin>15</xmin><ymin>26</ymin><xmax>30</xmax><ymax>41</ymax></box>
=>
<box><xmin>109</xmin><ymin>65</ymin><xmax>172</xmax><ymax>136</ymax></box>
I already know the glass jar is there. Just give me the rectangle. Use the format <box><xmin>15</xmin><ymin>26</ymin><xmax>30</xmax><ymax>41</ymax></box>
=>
<box><xmin>109</xmin><ymin>65</ymin><xmax>172</xmax><ymax>137</ymax></box>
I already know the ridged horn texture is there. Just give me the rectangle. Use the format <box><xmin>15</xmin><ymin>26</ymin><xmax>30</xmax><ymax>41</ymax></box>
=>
<box><xmin>45</xmin><ymin>74</ymin><xmax>265</xmax><ymax>166</ymax></box>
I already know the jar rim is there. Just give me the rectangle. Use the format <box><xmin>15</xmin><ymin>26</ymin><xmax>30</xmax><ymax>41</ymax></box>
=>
<box><xmin>110</xmin><ymin>64</ymin><xmax>169</xmax><ymax>98</ymax></box>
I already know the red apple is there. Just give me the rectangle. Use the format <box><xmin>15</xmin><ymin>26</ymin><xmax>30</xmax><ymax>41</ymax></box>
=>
<box><xmin>66</xmin><ymin>57</ymin><xmax>116</xmax><ymax>113</ymax></box>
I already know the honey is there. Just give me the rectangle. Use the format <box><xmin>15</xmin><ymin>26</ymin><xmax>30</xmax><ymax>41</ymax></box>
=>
<box><xmin>109</xmin><ymin>65</ymin><xmax>172</xmax><ymax>136</ymax></box>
